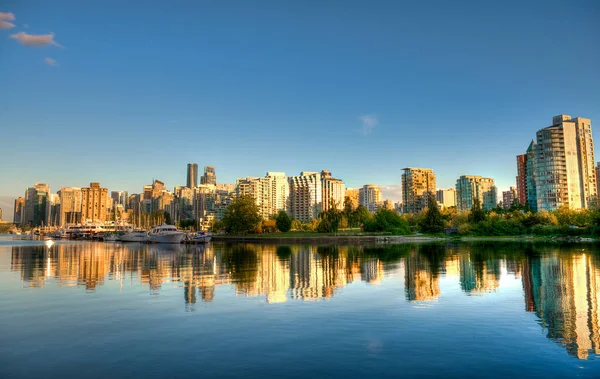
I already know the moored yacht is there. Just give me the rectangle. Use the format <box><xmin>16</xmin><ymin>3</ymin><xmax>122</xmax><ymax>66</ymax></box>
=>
<box><xmin>148</xmin><ymin>225</ymin><xmax>185</xmax><ymax>244</ymax></box>
<box><xmin>120</xmin><ymin>230</ymin><xmax>149</xmax><ymax>243</ymax></box>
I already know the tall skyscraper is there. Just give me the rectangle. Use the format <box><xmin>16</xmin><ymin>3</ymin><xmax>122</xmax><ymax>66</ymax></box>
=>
<box><xmin>288</xmin><ymin>172</ymin><xmax>322</xmax><ymax>222</ymax></box>
<box><xmin>201</xmin><ymin>166</ymin><xmax>217</xmax><ymax>185</ymax></box>
<box><xmin>187</xmin><ymin>163</ymin><xmax>198</xmax><ymax>188</ymax></box>
<box><xmin>110</xmin><ymin>191</ymin><xmax>129</xmax><ymax>210</ymax></box>
<box><xmin>266</xmin><ymin>172</ymin><xmax>289</xmax><ymax>215</ymax></box>
<box><xmin>455</xmin><ymin>175</ymin><xmax>497</xmax><ymax>211</ymax></box>
<box><xmin>23</xmin><ymin>183</ymin><xmax>49</xmax><ymax>226</ymax></box>
<box><xmin>596</xmin><ymin>162</ymin><xmax>600</xmax><ymax>202</ymax></box>
<box><xmin>534</xmin><ymin>115</ymin><xmax>596</xmax><ymax>211</ymax></box>
<box><xmin>13</xmin><ymin>197</ymin><xmax>24</xmax><ymax>225</ymax></box>
<box><xmin>45</xmin><ymin>194</ymin><xmax>60</xmax><ymax>226</ymax></box>
<box><xmin>81</xmin><ymin>182</ymin><xmax>109</xmax><ymax>223</ymax></box>
<box><xmin>359</xmin><ymin>184</ymin><xmax>382</xmax><ymax>212</ymax></box>
<box><xmin>402</xmin><ymin>168</ymin><xmax>436</xmax><ymax>214</ymax></box>
<box><xmin>320</xmin><ymin>170</ymin><xmax>345</xmax><ymax>212</ymax></box>
<box><xmin>58</xmin><ymin>187</ymin><xmax>82</xmax><ymax>226</ymax></box>
<box><xmin>525</xmin><ymin>140</ymin><xmax>538</xmax><ymax>211</ymax></box>
<box><xmin>516</xmin><ymin>153</ymin><xmax>527</xmax><ymax>206</ymax></box>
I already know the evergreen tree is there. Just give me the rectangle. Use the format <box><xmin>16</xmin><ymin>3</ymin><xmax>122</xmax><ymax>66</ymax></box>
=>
<box><xmin>468</xmin><ymin>198</ymin><xmax>486</xmax><ymax>223</ymax></box>
<box><xmin>275</xmin><ymin>210</ymin><xmax>292</xmax><ymax>232</ymax></box>
<box><xmin>419</xmin><ymin>194</ymin><xmax>445</xmax><ymax>233</ymax></box>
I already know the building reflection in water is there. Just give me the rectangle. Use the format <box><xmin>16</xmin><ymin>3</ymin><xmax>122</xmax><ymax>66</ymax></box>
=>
<box><xmin>9</xmin><ymin>242</ymin><xmax>600</xmax><ymax>359</ymax></box>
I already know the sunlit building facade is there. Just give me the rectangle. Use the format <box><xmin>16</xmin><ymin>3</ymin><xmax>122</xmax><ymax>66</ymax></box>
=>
<box><xmin>534</xmin><ymin>115</ymin><xmax>596</xmax><ymax>211</ymax></box>
<box><xmin>81</xmin><ymin>182</ymin><xmax>109</xmax><ymax>223</ymax></box>
<box><xmin>359</xmin><ymin>184</ymin><xmax>382</xmax><ymax>212</ymax></box>
<box><xmin>320</xmin><ymin>170</ymin><xmax>345</xmax><ymax>212</ymax></box>
<box><xmin>436</xmin><ymin>188</ymin><xmax>456</xmax><ymax>209</ymax></box>
<box><xmin>289</xmin><ymin>172</ymin><xmax>322</xmax><ymax>221</ymax></box>
<box><xmin>402</xmin><ymin>168</ymin><xmax>436</xmax><ymax>214</ymax></box>
<box><xmin>455</xmin><ymin>175</ymin><xmax>497</xmax><ymax>211</ymax></box>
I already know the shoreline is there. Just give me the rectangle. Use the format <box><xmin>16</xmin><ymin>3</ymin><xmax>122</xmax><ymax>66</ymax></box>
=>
<box><xmin>212</xmin><ymin>234</ymin><xmax>592</xmax><ymax>244</ymax></box>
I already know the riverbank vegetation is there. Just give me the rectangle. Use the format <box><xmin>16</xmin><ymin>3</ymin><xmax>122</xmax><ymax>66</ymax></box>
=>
<box><xmin>214</xmin><ymin>194</ymin><xmax>600</xmax><ymax>239</ymax></box>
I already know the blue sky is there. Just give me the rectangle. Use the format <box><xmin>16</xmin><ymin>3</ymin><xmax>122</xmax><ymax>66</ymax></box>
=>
<box><xmin>1</xmin><ymin>1</ymin><xmax>599</xmax><ymax>219</ymax></box>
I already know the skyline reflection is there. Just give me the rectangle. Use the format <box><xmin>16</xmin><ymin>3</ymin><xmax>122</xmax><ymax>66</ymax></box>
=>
<box><xmin>6</xmin><ymin>241</ymin><xmax>600</xmax><ymax>360</ymax></box>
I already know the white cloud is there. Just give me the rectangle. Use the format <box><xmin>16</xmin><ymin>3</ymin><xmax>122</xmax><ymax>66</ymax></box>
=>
<box><xmin>10</xmin><ymin>32</ymin><xmax>63</xmax><ymax>47</ymax></box>
<box><xmin>379</xmin><ymin>184</ymin><xmax>402</xmax><ymax>202</ymax></box>
<box><xmin>44</xmin><ymin>57</ymin><xmax>57</xmax><ymax>66</ymax></box>
<box><xmin>360</xmin><ymin>114</ymin><xmax>378</xmax><ymax>135</ymax></box>
<box><xmin>0</xmin><ymin>12</ymin><xmax>15</xmax><ymax>21</ymax></box>
<box><xmin>0</xmin><ymin>20</ymin><xmax>14</xmax><ymax>29</ymax></box>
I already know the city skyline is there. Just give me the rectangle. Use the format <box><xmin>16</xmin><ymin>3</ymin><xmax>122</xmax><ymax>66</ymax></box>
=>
<box><xmin>1</xmin><ymin>2</ymin><xmax>599</xmax><ymax>219</ymax></box>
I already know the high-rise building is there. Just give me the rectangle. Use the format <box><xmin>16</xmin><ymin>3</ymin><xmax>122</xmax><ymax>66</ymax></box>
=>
<box><xmin>110</xmin><ymin>191</ymin><xmax>129</xmax><ymax>210</ymax></box>
<box><xmin>58</xmin><ymin>187</ymin><xmax>82</xmax><ymax>226</ymax></box>
<box><xmin>455</xmin><ymin>175</ymin><xmax>497</xmax><ymax>211</ymax></box>
<box><xmin>237</xmin><ymin>176</ymin><xmax>272</xmax><ymax>219</ymax></box>
<box><xmin>525</xmin><ymin>140</ymin><xmax>538</xmax><ymax>211</ymax></box>
<box><xmin>359</xmin><ymin>184</ymin><xmax>382</xmax><ymax>212</ymax></box>
<box><xmin>289</xmin><ymin>172</ymin><xmax>322</xmax><ymax>222</ymax></box>
<box><xmin>201</xmin><ymin>166</ymin><xmax>217</xmax><ymax>185</ymax></box>
<box><xmin>320</xmin><ymin>170</ymin><xmax>345</xmax><ymax>212</ymax></box>
<box><xmin>436</xmin><ymin>188</ymin><xmax>456</xmax><ymax>209</ymax></box>
<box><xmin>266</xmin><ymin>172</ymin><xmax>289</xmax><ymax>215</ymax></box>
<box><xmin>81</xmin><ymin>182</ymin><xmax>109</xmax><ymax>223</ymax></box>
<box><xmin>402</xmin><ymin>168</ymin><xmax>436</xmax><ymax>214</ymax></box>
<box><xmin>236</xmin><ymin>172</ymin><xmax>292</xmax><ymax>219</ymax></box>
<box><xmin>502</xmin><ymin>187</ymin><xmax>518</xmax><ymax>209</ymax></box>
<box><xmin>187</xmin><ymin>163</ymin><xmax>198</xmax><ymax>188</ymax></box>
<box><xmin>23</xmin><ymin>183</ymin><xmax>49</xmax><ymax>226</ymax></box>
<box><xmin>534</xmin><ymin>115</ymin><xmax>596</xmax><ymax>211</ymax></box>
<box><xmin>45</xmin><ymin>194</ymin><xmax>60</xmax><ymax>226</ymax></box>
<box><xmin>0</xmin><ymin>208</ymin><xmax>2</xmax><ymax>221</ymax></box>
<box><xmin>597</xmin><ymin>162</ymin><xmax>600</xmax><ymax>203</ymax></box>
<box><xmin>516</xmin><ymin>154</ymin><xmax>527</xmax><ymax>206</ymax></box>
<box><xmin>13</xmin><ymin>197</ymin><xmax>24</xmax><ymax>225</ymax></box>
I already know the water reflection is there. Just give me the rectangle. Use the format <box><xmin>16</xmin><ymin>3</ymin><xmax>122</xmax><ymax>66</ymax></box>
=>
<box><xmin>7</xmin><ymin>241</ymin><xmax>600</xmax><ymax>360</ymax></box>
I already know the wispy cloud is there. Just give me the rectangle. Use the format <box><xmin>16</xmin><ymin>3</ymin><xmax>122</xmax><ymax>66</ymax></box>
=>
<box><xmin>0</xmin><ymin>12</ymin><xmax>15</xmax><ymax>21</ymax></box>
<box><xmin>0</xmin><ymin>20</ymin><xmax>14</xmax><ymax>29</ymax></box>
<box><xmin>44</xmin><ymin>57</ymin><xmax>57</xmax><ymax>66</ymax></box>
<box><xmin>10</xmin><ymin>32</ymin><xmax>63</xmax><ymax>47</ymax></box>
<box><xmin>360</xmin><ymin>114</ymin><xmax>378</xmax><ymax>135</ymax></box>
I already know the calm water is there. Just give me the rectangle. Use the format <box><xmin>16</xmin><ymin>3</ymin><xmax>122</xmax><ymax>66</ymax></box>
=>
<box><xmin>1</xmin><ymin>236</ymin><xmax>600</xmax><ymax>378</ymax></box>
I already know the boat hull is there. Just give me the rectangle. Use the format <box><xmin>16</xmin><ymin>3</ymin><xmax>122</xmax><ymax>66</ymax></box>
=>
<box><xmin>120</xmin><ymin>233</ymin><xmax>148</xmax><ymax>243</ymax></box>
<box><xmin>148</xmin><ymin>232</ymin><xmax>185</xmax><ymax>244</ymax></box>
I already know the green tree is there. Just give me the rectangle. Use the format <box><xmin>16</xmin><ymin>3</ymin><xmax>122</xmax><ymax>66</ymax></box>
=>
<box><xmin>317</xmin><ymin>203</ymin><xmax>343</xmax><ymax>234</ymax></box>
<box><xmin>343</xmin><ymin>196</ymin><xmax>356</xmax><ymax>227</ymax></box>
<box><xmin>275</xmin><ymin>210</ymin><xmax>292</xmax><ymax>232</ymax></box>
<box><xmin>353</xmin><ymin>205</ymin><xmax>372</xmax><ymax>227</ymax></box>
<box><xmin>164</xmin><ymin>211</ymin><xmax>173</xmax><ymax>225</ymax></box>
<box><xmin>468</xmin><ymin>198</ymin><xmax>486</xmax><ymax>224</ymax></box>
<box><xmin>419</xmin><ymin>194</ymin><xmax>445</xmax><ymax>233</ymax></box>
<box><xmin>222</xmin><ymin>195</ymin><xmax>262</xmax><ymax>234</ymax></box>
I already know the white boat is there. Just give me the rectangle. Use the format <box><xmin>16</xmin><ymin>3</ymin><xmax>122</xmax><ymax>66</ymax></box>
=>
<box><xmin>120</xmin><ymin>230</ymin><xmax>149</xmax><ymax>243</ymax></box>
<box><xmin>189</xmin><ymin>231</ymin><xmax>212</xmax><ymax>243</ymax></box>
<box><xmin>148</xmin><ymin>225</ymin><xmax>185</xmax><ymax>244</ymax></box>
<box><xmin>104</xmin><ymin>233</ymin><xmax>120</xmax><ymax>242</ymax></box>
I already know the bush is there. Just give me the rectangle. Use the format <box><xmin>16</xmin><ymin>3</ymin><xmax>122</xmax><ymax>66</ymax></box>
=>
<box><xmin>364</xmin><ymin>208</ymin><xmax>411</xmax><ymax>235</ymax></box>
